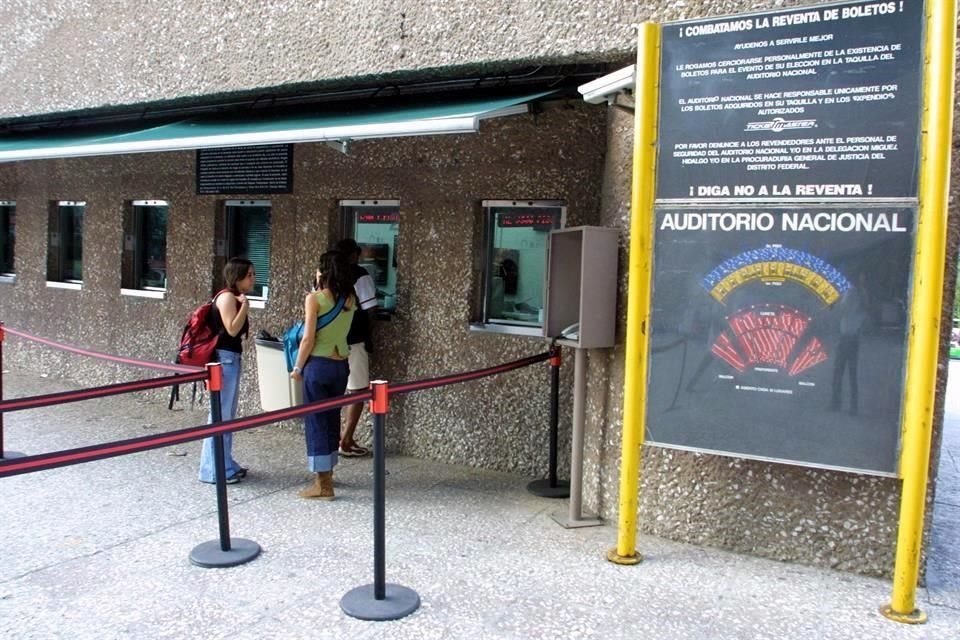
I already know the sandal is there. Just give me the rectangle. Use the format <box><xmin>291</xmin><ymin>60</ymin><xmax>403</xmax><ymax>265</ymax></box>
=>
<box><xmin>339</xmin><ymin>443</ymin><xmax>370</xmax><ymax>457</ymax></box>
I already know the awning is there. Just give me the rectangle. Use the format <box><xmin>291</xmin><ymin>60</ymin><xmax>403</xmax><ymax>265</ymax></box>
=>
<box><xmin>0</xmin><ymin>91</ymin><xmax>553</xmax><ymax>163</ymax></box>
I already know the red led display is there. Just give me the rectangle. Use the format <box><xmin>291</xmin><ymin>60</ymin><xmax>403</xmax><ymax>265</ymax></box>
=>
<box><xmin>357</xmin><ymin>211</ymin><xmax>400</xmax><ymax>224</ymax></box>
<box><xmin>497</xmin><ymin>212</ymin><xmax>558</xmax><ymax>228</ymax></box>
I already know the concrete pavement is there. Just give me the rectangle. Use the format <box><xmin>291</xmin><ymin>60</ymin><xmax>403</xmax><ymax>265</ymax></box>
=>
<box><xmin>1</xmin><ymin>365</ymin><xmax>958</xmax><ymax>639</ymax></box>
<box><xmin>925</xmin><ymin>360</ymin><xmax>960</xmax><ymax>612</ymax></box>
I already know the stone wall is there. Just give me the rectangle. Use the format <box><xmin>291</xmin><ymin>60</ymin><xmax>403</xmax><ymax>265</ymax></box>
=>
<box><xmin>0</xmin><ymin>100</ymin><xmax>605</xmax><ymax>481</ymax></box>
<box><xmin>0</xmin><ymin>0</ymin><xmax>824</xmax><ymax>119</ymax></box>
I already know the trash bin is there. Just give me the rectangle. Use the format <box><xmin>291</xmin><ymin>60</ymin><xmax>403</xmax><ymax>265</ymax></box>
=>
<box><xmin>254</xmin><ymin>338</ymin><xmax>303</xmax><ymax>411</ymax></box>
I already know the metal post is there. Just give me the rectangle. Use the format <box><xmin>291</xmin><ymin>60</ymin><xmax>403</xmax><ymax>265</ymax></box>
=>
<box><xmin>548</xmin><ymin>351</ymin><xmax>560</xmax><ymax>487</ymax></box>
<box><xmin>609</xmin><ymin>21</ymin><xmax>661</xmax><ymax>566</ymax></box>
<box><xmin>527</xmin><ymin>346</ymin><xmax>569</xmax><ymax>498</ymax></box>
<box><xmin>189</xmin><ymin>362</ymin><xmax>261</xmax><ymax>568</ymax></box>
<box><xmin>212</xmin><ymin>439</ymin><xmax>231</xmax><ymax>550</ymax></box>
<box><xmin>373</xmin><ymin>404</ymin><xmax>386</xmax><ymax>599</ymax></box>
<box><xmin>570</xmin><ymin>349</ymin><xmax>586</xmax><ymax>519</ymax></box>
<box><xmin>552</xmin><ymin>348</ymin><xmax>602</xmax><ymax>528</ymax></box>
<box><xmin>0</xmin><ymin>323</ymin><xmax>25</xmax><ymax>460</ymax></box>
<box><xmin>341</xmin><ymin>380</ymin><xmax>420</xmax><ymax>621</ymax></box>
<box><xmin>881</xmin><ymin>0</ymin><xmax>957</xmax><ymax>624</ymax></box>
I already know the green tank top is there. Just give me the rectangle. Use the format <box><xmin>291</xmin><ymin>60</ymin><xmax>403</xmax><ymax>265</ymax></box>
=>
<box><xmin>310</xmin><ymin>291</ymin><xmax>355</xmax><ymax>358</ymax></box>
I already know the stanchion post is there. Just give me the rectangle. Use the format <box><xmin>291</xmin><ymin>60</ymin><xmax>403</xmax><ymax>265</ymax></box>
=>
<box><xmin>189</xmin><ymin>362</ymin><xmax>261</xmax><ymax>568</ymax></box>
<box><xmin>341</xmin><ymin>379</ymin><xmax>420</xmax><ymax>621</ymax></box>
<box><xmin>0</xmin><ymin>322</ymin><xmax>26</xmax><ymax>460</ymax></box>
<box><xmin>204</xmin><ymin>364</ymin><xmax>231</xmax><ymax>550</ymax></box>
<box><xmin>373</xmin><ymin>382</ymin><xmax>386</xmax><ymax>599</ymax></box>
<box><xmin>527</xmin><ymin>346</ymin><xmax>570</xmax><ymax>498</ymax></box>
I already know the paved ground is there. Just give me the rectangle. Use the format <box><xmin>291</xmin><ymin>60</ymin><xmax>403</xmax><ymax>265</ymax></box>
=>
<box><xmin>0</xmin><ymin>363</ymin><xmax>959</xmax><ymax>639</ymax></box>
<box><xmin>926</xmin><ymin>360</ymin><xmax>960</xmax><ymax>611</ymax></box>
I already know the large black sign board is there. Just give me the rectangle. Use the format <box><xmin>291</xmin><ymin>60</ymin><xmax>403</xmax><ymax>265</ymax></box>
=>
<box><xmin>647</xmin><ymin>205</ymin><xmax>914</xmax><ymax>474</ymax></box>
<box><xmin>657</xmin><ymin>0</ymin><xmax>923</xmax><ymax>201</ymax></box>
<box><xmin>197</xmin><ymin>145</ymin><xmax>293</xmax><ymax>195</ymax></box>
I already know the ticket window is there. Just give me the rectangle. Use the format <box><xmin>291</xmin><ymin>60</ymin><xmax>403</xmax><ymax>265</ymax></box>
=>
<box><xmin>224</xmin><ymin>200</ymin><xmax>272</xmax><ymax>300</ymax></box>
<box><xmin>340</xmin><ymin>200</ymin><xmax>400</xmax><ymax>311</ymax></box>
<box><xmin>0</xmin><ymin>201</ymin><xmax>14</xmax><ymax>277</ymax></box>
<box><xmin>47</xmin><ymin>201</ymin><xmax>85</xmax><ymax>285</ymax></box>
<box><xmin>480</xmin><ymin>200</ymin><xmax>566</xmax><ymax>332</ymax></box>
<box><xmin>121</xmin><ymin>200</ymin><xmax>168</xmax><ymax>293</ymax></box>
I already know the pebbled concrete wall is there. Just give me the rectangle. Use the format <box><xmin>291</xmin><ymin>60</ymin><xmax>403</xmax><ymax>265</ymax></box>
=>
<box><xmin>0</xmin><ymin>0</ymin><xmax>829</xmax><ymax>120</ymax></box>
<box><xmin>0</xmin><ymin>100</ymin><xmax>604</xmax><ymax>483</ymax></box>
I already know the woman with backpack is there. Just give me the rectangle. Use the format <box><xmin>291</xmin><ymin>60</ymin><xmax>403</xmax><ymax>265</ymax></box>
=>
<box><xmin>290</xmin><ymin>250</ymin><xmax>356</xmax><ymax>499</ymax></box>
<box><xmin>198</xmin><ymin>257</ymin><xmax>255</xmax><ymax>485</ymax></box>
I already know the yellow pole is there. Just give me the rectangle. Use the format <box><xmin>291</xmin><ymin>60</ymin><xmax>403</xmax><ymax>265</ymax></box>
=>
<box><xmin>608</xmin><ymin>22</ymin><xmax>661</xmax><ymax>565</ymax></box>
<box><xmin>880</xmin><ymin>0</ymin><xmax>957</xmax><ymax>625</ymax></box>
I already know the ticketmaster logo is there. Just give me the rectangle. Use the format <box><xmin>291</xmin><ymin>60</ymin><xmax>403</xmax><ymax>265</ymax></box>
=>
<box><xmin>744</xmin><ymin>118</ymin><xmax>817</xmax><ymax>132</ymax></box>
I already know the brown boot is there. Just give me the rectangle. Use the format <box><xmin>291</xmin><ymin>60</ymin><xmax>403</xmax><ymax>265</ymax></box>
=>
<box><xmin>299</xmin><ymin>471</ymin><xmax>335</xmax><ymax>500</ymax></box>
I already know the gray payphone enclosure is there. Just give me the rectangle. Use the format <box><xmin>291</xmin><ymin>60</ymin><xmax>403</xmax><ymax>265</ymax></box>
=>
<box><xmin>544</xmin><ymin>226</ymin><xmax>619</xmax><ymax>348</ymax></box>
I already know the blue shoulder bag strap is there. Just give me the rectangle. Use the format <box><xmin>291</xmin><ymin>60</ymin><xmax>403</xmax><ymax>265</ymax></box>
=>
<box><xmin>284</xmin><ymin>296</ymin><xmax>347</xmax><ymax>372</ymax></box>
<box><xmin>315</xmin><ymin>296</ymin><xmax>346</xmax><ymax>330</ymax></box>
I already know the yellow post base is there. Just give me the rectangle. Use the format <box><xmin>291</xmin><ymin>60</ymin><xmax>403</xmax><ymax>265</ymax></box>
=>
<box><xmin>606</xmin><ymin>548</ymin><xmax>643</xmax><ymax>565</ymax></box>
<box><xmin>879</xmin><ymin>604</ymin><xmax>927</xmax><ymax>625</ymax></box>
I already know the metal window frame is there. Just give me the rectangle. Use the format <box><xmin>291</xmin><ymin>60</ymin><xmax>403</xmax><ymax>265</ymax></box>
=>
<box><xmin>132</xmin><ymin>200</ymin><xmax>169</xmax><ymax>291</ymax></box>
<box><xmin>339</xmin><ymin>199</ymin><xmax>402</xmax><ymax>310</ymax></box>
<box><xmin>0</xmin><ymin>200</ymin><xmax>14</xmax><ymax>276</ymax></box>
<box><xmin>479</xmin><ymin>200</ymin><xmax>567</xmax><ymax>328</ymax></box>
<box><xmin>56</xmin><ymin>201</ymin><xmax>86</xmax><ymax>284</ymax></box>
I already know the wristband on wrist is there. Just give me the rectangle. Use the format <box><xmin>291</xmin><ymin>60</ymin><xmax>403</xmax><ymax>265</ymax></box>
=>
<box><xmin>293</xmin><ymin>366</ymin><xmax>302</xmax><ymax>374</ymax></box>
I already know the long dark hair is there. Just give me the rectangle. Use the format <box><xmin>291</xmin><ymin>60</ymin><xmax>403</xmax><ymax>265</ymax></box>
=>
<box><xmin>317</xmin><ymin>250</ymin><xmax>354</xmax><ymax>302</ymax></box>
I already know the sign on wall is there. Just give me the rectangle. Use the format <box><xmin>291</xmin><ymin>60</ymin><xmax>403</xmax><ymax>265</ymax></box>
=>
<box><xmin>648</xmin><ymin>0</ymin><xmax>924</xmax><ymax>474</ymax></box>
<box><xmin>197</xmin><ymin>145</ymin><xmax>293</xmax><ymax>195</ymax></box>
<box><xmin>647</xmin><ymin>205</ymin><xmax>914</xmax><ymax>474</ymax></box>
<box><xmin>657</xmin><ymin>0</ymin><xmax>923</xmax><ymax>202</ymax></box>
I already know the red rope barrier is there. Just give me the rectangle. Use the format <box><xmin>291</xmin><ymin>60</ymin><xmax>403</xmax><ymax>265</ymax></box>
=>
<box><xmin>3</xmin><ymin>326</ymin><xmax>204</xmax><ymax>374</ymax></box>
<box><xmin>0</xmin><ymin>390</ymin><xmax>373</xmax><ymax>478</ymax></box>
<box><xmin>0</xmin><ymin>370</ymin><xmax>209</xmax><ymax>413</ymax></box>
<box><xmin>0</xmin><ymin>350</ymin><xmax>551</xmax><ymax>478</ymax></box>
<box><xmin>391</xmin><ymin>352</ymin><xmax>551</xmax><ymax>395</ymax></box>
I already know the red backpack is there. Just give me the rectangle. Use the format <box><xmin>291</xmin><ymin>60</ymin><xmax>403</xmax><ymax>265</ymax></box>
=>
<box><xmin>175</xmin><ymin>289</ymin><xmax>232</xmax><ymax>367</ymax></box>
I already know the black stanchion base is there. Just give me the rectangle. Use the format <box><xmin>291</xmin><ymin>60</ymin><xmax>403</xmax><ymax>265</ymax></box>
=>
<box><xmin>0</xmin><ymin>451</ymin><xmax>27</xmax><ymax>460</ymax></box>
<box><xmin>526</xmin><ymin>478</ymin><xmax>570</xmax><ymax>499</ymax></box>
<box><xmin>340</xmin><ymin>583</ymin><xmax>420</xmax><ymax>621</ymax></box>
<box><xmin>189</xmin><ymin>538</ymin><xmax>261</xmax><ymax>568</ymax></box>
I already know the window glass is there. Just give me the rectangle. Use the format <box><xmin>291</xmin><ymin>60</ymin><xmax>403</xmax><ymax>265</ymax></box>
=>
<box><xmin>226</xmin><ymin>200</ymin><xmax>271</xmax><ymax>298</ymax></box>
<box><xmin>482</xmin><ymin>201</ymin><xmax>565</xmax><ymax>328</ymax></box>
<box><xmin>341</xmin><ymin>200</ymin><xmax>400</xmax><ymax>310</ymax></box>
<box><xmin>133</xmin><ymin>201</ymin><xmax>168</xmax><ymax>289</ymax></box>
<box><xmin>62</xmin><ymin>205</ymin><xmax>84</xmax><ymax>281</ymax></box>
<box><xmin>48</xmin><ymin>201</ymin><xmax>85</xmax><ymax>283</ymax></box>
<box><xmin>0</xmin><ymin>201</ymin><xmax>14</xmax><ymax>275</ymax></box>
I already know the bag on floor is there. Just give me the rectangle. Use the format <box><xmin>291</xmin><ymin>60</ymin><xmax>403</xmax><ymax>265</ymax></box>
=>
<box><xmin>283</xmin><ymin>296</ymin><xmax>347</xmax><ymax>372</ymax></box>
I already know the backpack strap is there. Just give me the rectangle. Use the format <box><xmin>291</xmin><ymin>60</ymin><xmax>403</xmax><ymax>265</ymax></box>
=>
<box><xmin>211</xmin><ymin>288</ymin><xmax>233</xmax><ymax>304</ymax></box>
<box><xmin>212</xmin><ymin>287</ymin><xmax>247</xmax><ymax>338</ymax></box>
